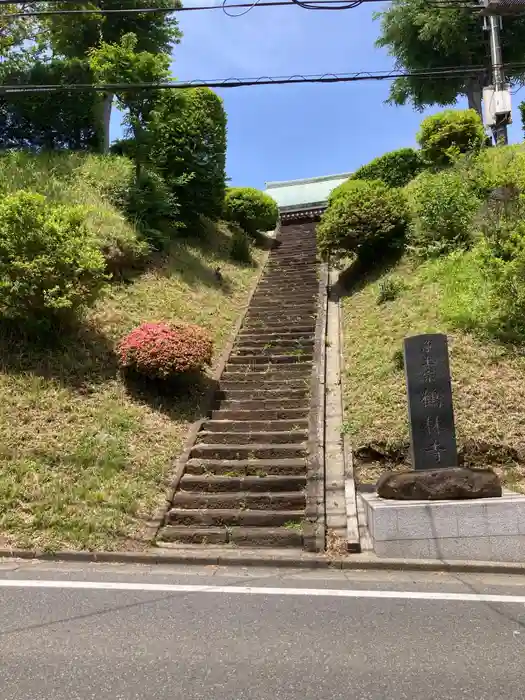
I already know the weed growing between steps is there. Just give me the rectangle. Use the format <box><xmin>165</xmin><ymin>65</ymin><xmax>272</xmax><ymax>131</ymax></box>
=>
<box><xmin>0</xmin><ymin>236</ymin><xmax>264</xmax><ymax>552</ymax></box>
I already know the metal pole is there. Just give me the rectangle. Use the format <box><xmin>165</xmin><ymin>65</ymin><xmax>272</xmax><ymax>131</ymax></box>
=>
<box><xmin>488</xmin><ymin>15</ymin><xmax>508</xmax><ymax>145</ymax></box>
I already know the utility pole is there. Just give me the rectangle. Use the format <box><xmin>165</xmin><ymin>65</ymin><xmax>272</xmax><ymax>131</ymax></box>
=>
<box><xmin>488</xmin><ymin>15</ymin><xmax>508</xmax><ymax>145</ymax></box>
<box><xmin>481</xmin><ymin>1</ymin><xmax>515</xmax><ymax>145</ymax></box>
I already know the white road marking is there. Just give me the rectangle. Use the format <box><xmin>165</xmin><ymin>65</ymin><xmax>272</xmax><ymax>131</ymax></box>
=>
<box><xmin>0</xmin><ymin>579</ymin><xmax>524</xmax><ymax>604</ymax></box>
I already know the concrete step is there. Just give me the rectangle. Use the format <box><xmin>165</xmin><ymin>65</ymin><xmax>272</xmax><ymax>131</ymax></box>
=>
<box><xmin>244</xmin><ymin>316</ymin><xmax>316</xmax><ymax>326</ymax></box>
<box><xmin>245</xmin><ymin>309</ymin><xmax>316</xmax><ymax>319</ymax></box>
<box><xmin>255</xmin><ymin>284</ymin><xmax>317</xmax><ymax>294</ymax></box>
<box><xmin>247</xmin><ymin>301</ymin><xmax>316</xmax><ymax>310</ymax></box>
<box><xmin>180</xmin><ymin>473</ymin><xmax>307</xmax><ymax>492</ymax></box>
<box><xmin>234</xmin><ymin>341</ymin><xmax>314</xmax><ymax>352</ymax></box>
<box><xmin>221</xmin><ymin>362</ymin><xmax>312</xmax><ymax>382</ymax></box>
<box><xmin>171</xmin><ymin>491</ymin><xmax>306</xmax><ymax>510</ymax></box>
<box><xmin>203</xmin><ymin>419</ymin><xmax>308</xmax><ymax>432</ymax></box>
<box><xmin>185</xmin><ymin>457</ymin><xmax>307</xmax><ymax>476</ymax></box>
<box><xmin>166</xmin><ymin>508</ymin><xmax>303</xmax><ymax>527</ymax></box>
<box><xmin>223</xmin><ymin>362</ymin><xmax>312</xmax><ymax>374</ymax></box>
<box><xmin>220</xmin><ymin>388</ymin><xmax>309</xmax><ymax>401</ymax></box>
<box><xmin>219</xmin><ymin>397</ymin><xmax>309</xmax><ymax>410</ymax></box>
<box><xmin>258</xmin><ymin>279</ymin><xmax>317</xmax><ymax>288</ymax></box>
<box><xmin>212</xmin><ymin>408</ymin><xmax>308</xmax><ymax>421</ymax></box>
<box><xmin>189</xmin><ymin>442</ymin><xmax>308</xmax><ymax>460</ymax></box>
<box><xmin>250</xmin><ymin>292</ymin><xmax>316</xmax><ymax>302</ymax></box>
<box><xmin>237</xmin><ymin>332</ymin><xmax>315</xmax><ymax>342</ymax></box>
<box><xmin>196</xmin><ymin>430</ymin><xmax>307</xmax><ymax>445</ymax></box>
<box><xmin>157</xmin><ymin>525</ymin><xmax>303</xmax><ymax>547</ymax></box>
<box><xmin>220</xmin><ymin>379</ymin><xmax>309</xmax><ymax>391</ymax></box>
<box><xmin>232</xmin><ymin>346</ymin><xmax>313</xmax><ymax>357</ymax></box>
<box><xmin>241</xmin><ymin>323</ymin><xmax>315</xmax><ymax>334</ymax></box>
<box><xmin>228</xmin><ymin>354</ymin><xmax>314</xmax><ymax>365</ymax></box>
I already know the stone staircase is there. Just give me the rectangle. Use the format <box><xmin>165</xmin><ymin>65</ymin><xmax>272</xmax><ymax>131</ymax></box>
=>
<box><xmin>158</xmin><ymin>221</ymin><xmax>322</xmax><ymax>550</ymax></box>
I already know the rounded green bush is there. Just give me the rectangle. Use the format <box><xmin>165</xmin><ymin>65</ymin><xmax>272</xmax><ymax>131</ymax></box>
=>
<box><xmin>317</xmin><ymin>179</ymin><xmax>408</xmax><ymax>262</ymax></box>
<box><xmin>417</xmin><ymin>109</ymin><xmax>486</xmax><ymax>167</ymax></box>
<box><xmin>0</xmin><ymin>190</ymin><xmax>107</xmax><ymax>321</ymax></box>
<box><xmin>223</xmin><ymin>187</ymin><xmax>278</xmax><ymax>236</ymax></box>
<box><xmin>351</xmin><ymin>148</ymin><xmax>424</xmax><ymax>188</ymax></box>
<box><xmin>406</xmin><ymin>170</ymin><xmax>481</xmax><ymax>257</ymax></box>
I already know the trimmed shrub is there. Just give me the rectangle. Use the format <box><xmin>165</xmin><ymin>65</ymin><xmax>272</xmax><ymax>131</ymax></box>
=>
<box><xmin>223</xmin><ymin>187</ymin><xmax>279</xmax><ymax>236</ymax></box>
<box><xmin>0</xmin><ymin>152</ymin><xmax>152</xmax><ymax>275</ymax></box>
<box><xmin>229</xmin><ymin>225</ymin><xmax>252</xmax><ymax>263</ymax></box>
<box><xmin>317</xmin><ymin>179</ymin><xmax>408</xmax><ymax>262</ymax></box>
<box><xmin>146</xmin><ymin>88</ymin><xmax>227</xmax><ymax>224</ymax></box>
<box><xmin>417</xmin><ymin>109</ymin><xmax>486</xmax><ymax>167</ymax></box>
<box><xmin>117</xmin><ymin>321</ymin><xmax>213</xmax><ymax>381</ymax></box>
<box><xmin>0</xmin><ymin>191</ymin><xmax>107</xmax><ymax>321</ymax></box>
<box><xmin>406</xmin><ymin>169</ymin><xmax>481</xmax><ymax>257</ymax></box>
<box><xmin>351</xmin><ymin>148</ymin><xmax>424</xmax><ymax>188</ymax></box>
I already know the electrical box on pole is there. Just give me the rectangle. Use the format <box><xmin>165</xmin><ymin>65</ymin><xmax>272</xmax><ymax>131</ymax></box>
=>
<box><xmin>482</xmin><ymin>85</ymin><xmax>512</xmax><ymax>126</ymax></box>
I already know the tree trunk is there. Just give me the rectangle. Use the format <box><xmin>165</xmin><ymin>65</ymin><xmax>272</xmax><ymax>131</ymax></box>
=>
<box><xmin>466</xmin><ymin>79</ymin><xmax>483</xmax><ymax>121</ymax></box>
<box><xmin>102</xmin><ymin>92</ymin><xmax>113</xmax><ymax>153</ymax></box>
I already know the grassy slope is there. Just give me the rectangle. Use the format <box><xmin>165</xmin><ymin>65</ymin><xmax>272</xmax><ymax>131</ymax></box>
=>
<box><xmin>0</xmin><ymin>154</ymin><xmax>264</xmax><ymax>552</ymax></box>
<box><xmin>341</xmin><ymin>257</ymin><xmax>525</xmax><ymax>491</ymax></box>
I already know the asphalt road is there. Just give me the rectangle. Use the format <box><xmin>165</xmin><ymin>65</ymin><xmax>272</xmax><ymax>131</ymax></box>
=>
<box><xmin>1</xmin><ymin>561</ymin><xmax>525</xmax><ymax>700</ymax></box>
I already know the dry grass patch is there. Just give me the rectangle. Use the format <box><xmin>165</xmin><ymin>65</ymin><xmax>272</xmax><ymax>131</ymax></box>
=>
<box><xmin>340</xmin><ymin>257</ymin><xmax>525</xmax><ymax>492</ymax></box>
<box><xmin>0</xmin><ymin>232</ymin><xmax>264</xmax><ymax>552</ymax></box>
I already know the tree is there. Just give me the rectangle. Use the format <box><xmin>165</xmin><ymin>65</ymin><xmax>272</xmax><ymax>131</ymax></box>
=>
<box><xmin>44</xmin><ymin>0</ymin><xmax>182</xmax><ymax>151</ymax></box>
<box><xmin>0</xmin><ymin>58</ymin><xmax>102</xmax><ymax>150</ymax></box>
<box><xmin>375</xmin><ymin>0</ymin><xmax>525</xmax><ymax>117</ymax></box>
<box><xmin>0</xmin><ymin>4</ymin><xmax>39</xmax><ymax>60</ymax></box>
<box><xmin>89</xmin><ymin>33</ymin><xmax>171</xmax><ymax>174</ymax></box>
<box><xmin>146</xmin><ymin>88</ymin><xmax>227</xmax><ymax>222</ymax></box>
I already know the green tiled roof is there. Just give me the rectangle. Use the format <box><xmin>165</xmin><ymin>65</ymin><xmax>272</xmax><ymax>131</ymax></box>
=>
<box><xmin>265</xmin><ymin>172</ymin><xmax>352</xmax><ymax>212</ymax></box>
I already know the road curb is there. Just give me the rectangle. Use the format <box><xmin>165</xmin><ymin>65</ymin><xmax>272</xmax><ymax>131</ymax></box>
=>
<box><xmin>2</xmin><ymin>547</ymin><xmax>525</xmax><ymax>575</ymax></box>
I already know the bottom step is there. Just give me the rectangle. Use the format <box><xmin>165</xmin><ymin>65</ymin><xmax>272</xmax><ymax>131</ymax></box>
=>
<box><xmin>157</xmin><ymin>525</ymin><xmax>303</xmax><ymax>547</ymax></box>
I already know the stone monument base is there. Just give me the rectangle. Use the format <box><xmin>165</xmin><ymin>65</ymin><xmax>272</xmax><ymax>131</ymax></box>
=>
<box><xmin>360</xmin><ymin>489</ymin><xmax>525</xmax><ymax>561</ymax></box>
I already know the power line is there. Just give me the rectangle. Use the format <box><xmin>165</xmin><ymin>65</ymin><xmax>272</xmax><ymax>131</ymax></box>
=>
<box><xmin>0</xmin><ymin>0</ymin><xmax>483</xmax><ymax>16</ymax></box>
<box><xmin>0</xmin><ymin>63</ymin><xmax>516</xmax><ymax>94</ymax></box>
<box><xmin>0</xmin><ymin>0</ymin><xmax>379</xmax><ymax>18</ymax></box>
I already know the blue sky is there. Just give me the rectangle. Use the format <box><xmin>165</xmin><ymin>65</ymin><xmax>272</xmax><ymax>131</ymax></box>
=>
<box><xmin>110</xmin><ymin>1</ymin><xmax>523</xmax><ymax>190</ymax></box>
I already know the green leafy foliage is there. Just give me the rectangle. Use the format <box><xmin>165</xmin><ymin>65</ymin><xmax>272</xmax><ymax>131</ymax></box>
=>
<box><xmin>375</xmin><ymin>0</ymin><xmax>525</xmax><ymax>112</ymax></box>
<box><xmin>0</xmin><ymin>191</ymin><xmax>107</xmax><ymax>321</ymax></box>
<box><xmin>417</xmin><ymin>109</ymin><xmax>486</xmax><ymax>167</ymax></box>
<box><xmin>89</xmin><ymin>33</ymin><xmax>171</xmax><ymax>168</ymax></box>
<box><xmin>0</xmin><ymin>4</ymin><xmax>39</xmax><ymax>58</ymax></box>
<box><xmin>229</xmin><ymin>225</ymin><xmax>252</xmax><ymax>264</ymax></box>
<box><xmin>117</xmin><ymin>321</ymin><xmax>213</xmax><ymax>381</ymax></box>
<box><xmin>351</xmin><ymin>148</ymin><xmax>424</xmax><ymax>188</ymax></box>
<box><xmin>146</xmin><ymin>88</ymin><xmax>227</xmax><ymax>224</ymax></box>
<box><xmin>0</xmin><ymin>58</ymin><xmax>103</xmax><ymax>150</ymax></box>
<box><xmin>317</xmin><ymin>179</ymin><xmax>408</xmax><ymax>262</ymax></box>
<box><xmin>406</xmin><ymin>169</ymin><xmax>481</xmax><ymax>256</ymax></box>
<box><xmin>0</xmin><ymin>152</ymin><xmax>150</xmax><ymax>276</ymax></box>
<box><xmin>223</xmin><ymin>187</ymin><xmax>279</xmax><ymax>236</ymax></box>
<box><xmin>124</xmin><ymin>168</ymin><xmax>179</xmax><ymax>249</ymax></box>
<box><xmin>377</xmin><ymin>276</ymin><xmax>405</xmax><ymax>304</ymax></box>
<box><xmin>45</xmin><ymin>0</ymin><xmax>182</xmax><ymax>59</ymax></box>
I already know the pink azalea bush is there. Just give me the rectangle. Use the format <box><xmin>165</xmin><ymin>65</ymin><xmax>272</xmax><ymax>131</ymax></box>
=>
<box><xmin>117</xmin><ymin>321</ymin><xmax>213</xmax><ymax>380</ymax></box>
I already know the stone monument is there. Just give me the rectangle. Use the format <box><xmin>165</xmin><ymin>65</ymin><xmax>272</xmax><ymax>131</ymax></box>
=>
<box><xmin>358</xmin><ymin>333</ymin><xmax>525</xmax><ymax>561</ymax></box>
<box><xmin>377</xmin><ymin>333</ymin><xmax>501</xmax><ymax>500</ymax></box>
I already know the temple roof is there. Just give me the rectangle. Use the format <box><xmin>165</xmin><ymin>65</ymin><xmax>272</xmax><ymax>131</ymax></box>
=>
<box><xmin>264</xmin><ymin>172</ymin><xmax>351</xmax><ymax>218</ymax></box>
